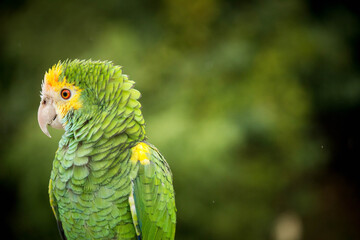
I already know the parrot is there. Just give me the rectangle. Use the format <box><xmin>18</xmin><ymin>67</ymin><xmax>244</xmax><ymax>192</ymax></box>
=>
<box><xmin>37</xmin><ymin>59</ymin><xmax>176</xmax><ymax>240</ymax></box>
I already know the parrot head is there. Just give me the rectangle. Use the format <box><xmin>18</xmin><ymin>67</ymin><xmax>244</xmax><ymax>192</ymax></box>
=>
<box><xmin>38</xmin><ymin>62</ymin><xmax>82</xmax><ymax>137</ymax></box>
<box><xmin>38</xmin><ymin>59</ymin><xmax>144</xmax><ymax>138</ymax></box>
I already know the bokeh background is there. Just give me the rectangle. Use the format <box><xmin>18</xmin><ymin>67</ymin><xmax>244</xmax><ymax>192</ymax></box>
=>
<box><xmin>1</xmin><ymin>0</ymin><xmax>360</xmax><ymax>239</ymax></box>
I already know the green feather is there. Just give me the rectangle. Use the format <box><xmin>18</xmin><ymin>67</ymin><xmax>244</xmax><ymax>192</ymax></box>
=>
<box><xmin>73</xmin><ymin>166</ymin><xmax>90</xmax><ymax>180</ymax></box>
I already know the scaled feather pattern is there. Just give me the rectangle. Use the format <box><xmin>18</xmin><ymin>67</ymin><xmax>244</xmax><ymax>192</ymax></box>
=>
<box><xmin>38</xmin><ymin>59</ymin><xmax>176</xmax><ymax>240</ymax></box>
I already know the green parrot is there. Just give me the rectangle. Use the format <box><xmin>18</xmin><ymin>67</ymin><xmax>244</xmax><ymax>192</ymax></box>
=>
<box><xmin>37</xmin><ymin>59</ymin><xmax>176</xmax><ymax>240</ymax></box>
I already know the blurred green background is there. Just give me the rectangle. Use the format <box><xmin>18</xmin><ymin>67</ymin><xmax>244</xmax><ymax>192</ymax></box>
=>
<box><xmin>1</xmin><ymin>0</ymin><xmax>360</xmax><ymax>239</ymax></box>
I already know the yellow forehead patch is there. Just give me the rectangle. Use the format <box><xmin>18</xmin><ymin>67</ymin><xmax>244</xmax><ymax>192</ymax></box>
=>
<box><xmin>44</xmin><ymin>63</ymin><xmax>76</xmax><ymax>92</ymax></box>
<box><xmin>130</xmin><ymin>142</ymin><xmax>150</xmax><ymax>165</ymax></box>
<box><xmin>44</xmin><ymin>63</ymin><xmax>83</xmax><ymax>118</ymax></box>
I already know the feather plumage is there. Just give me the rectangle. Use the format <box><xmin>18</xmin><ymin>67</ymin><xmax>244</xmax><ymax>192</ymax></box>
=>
<box><xmin>41</xmin><ymin>60</ymin><xmax>176</xmax><ymax>240</ymax></box>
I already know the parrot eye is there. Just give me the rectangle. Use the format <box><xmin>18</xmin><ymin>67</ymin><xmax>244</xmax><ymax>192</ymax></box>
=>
<box><xmin>61</xmin><ymin>89</ymin><xmax>71</xmax><ymax>100</ymax></box>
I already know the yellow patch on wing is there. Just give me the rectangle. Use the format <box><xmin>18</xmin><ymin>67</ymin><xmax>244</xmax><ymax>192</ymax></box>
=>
<box><xmin>48</xmin><ymin>179</ymin><xmax>58</xmax><ymax>219</ymax></box>
<box><xmin>130</xmin><ymin>142</ymin><xmax>150</xmax><ymax>165</ymax></box>
<box><xmin>44</xmin><ymin>63</ymin><xmax>83</xmax><ymax>118</ymax></box>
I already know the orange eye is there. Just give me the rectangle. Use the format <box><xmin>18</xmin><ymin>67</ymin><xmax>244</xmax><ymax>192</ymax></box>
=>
<box><xmin>61</xmin><ymin>89</ymin><xmax>71</xmax><ymax>99</ymax></box>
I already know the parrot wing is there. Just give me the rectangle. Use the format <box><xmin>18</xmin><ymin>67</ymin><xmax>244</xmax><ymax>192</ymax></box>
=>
<box><xmin>131</xmin><ymin>143</ymin><xmax>176</xmax><ymax>240</ymax></box>
<box><xmin>49</xmin><ymin>179</ymin><xmax>67</xmax><ymax>240</ymax></box>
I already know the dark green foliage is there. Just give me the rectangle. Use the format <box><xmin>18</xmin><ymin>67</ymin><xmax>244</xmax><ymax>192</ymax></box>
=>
<box><xmin>0</xmin><ymin>0</ymin><xmax>360</xmax><ymax>239</ymax></box>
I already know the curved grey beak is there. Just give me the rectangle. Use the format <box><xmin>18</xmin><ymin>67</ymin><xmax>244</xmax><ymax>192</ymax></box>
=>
<box><xmin>37</xmin><ymin>98</ymin><xmax>63</xmax><ymax>138</ymax></box>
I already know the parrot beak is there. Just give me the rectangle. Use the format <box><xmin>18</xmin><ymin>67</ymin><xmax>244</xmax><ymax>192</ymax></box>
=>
<box><xmin>37</xmin><ymin>97</ymin><xmax>63</xmax><ymax>138</ymax></box>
